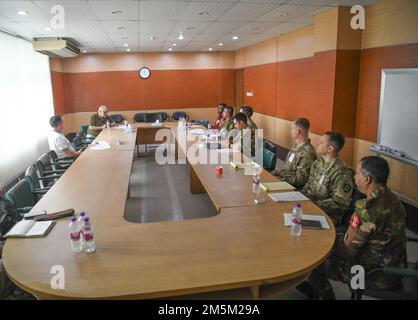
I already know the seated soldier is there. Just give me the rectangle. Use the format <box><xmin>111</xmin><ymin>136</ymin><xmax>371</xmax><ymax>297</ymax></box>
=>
<box><xmin>232</xmin><ymin>112</ymin><xmax>255</xmax><ymax>157</ymax></box>
<box><xmin>88</xmin><ymin>105</ymin><xmax>115</xmax><ymax>137</ymax></box>
<box><xmin>301</xmin><ymin>131</ymin><xmax>353</xmax><ymax>225</ymax></box>
<box><xmin>219</xmin><ymin>106</ymin><xmax>235</xmax><ymax>137</ymax></box>
<box><xmin>239</xmin><ymin>106</ymin><xmax>258</xmax><ymax>130</ymax></box>
<box><xmin>212</xmin><ymin>102</ymin><xmax>227</xmax><ymax>129</ymax></box>
<box><xmin>272</xmin><ymin>118</ymin><xmax>317</xmax><ymax>189</ymax></box>
<box><xmin>299</xmin><ymin>156</ymin><xmax>407</xmax><ymax>299</ymax></box>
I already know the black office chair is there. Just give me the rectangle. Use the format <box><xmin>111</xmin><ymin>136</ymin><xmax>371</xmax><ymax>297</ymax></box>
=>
<box><xmin>110</xmin><ymin>114</ymin><xmax>124</xmax><ymax>124</ymax></box>
<box><xmin>133</xmin><ymin>113</ymin><xmax>146</xmax><ymax>123</ymax></box>
<box><xmin>145</xmin><ymin>112</ymin><xmax>163</xmax><ymax>123</ymax></box>
<box><xmin>263</xmin><ymin>148</ymin><xmax>277</xmax><ymax>171</ymax></box>
<box><xmin>4</xmin><ymin>180</ymin><xmax>36</xmax><ymax>216</ymax></box>
<box><xmin>49</xmin><ymin>150</ymin><xmax>74</xmax><ymax>170</ymax></box>
<box><xmin>351</xmin><ymin>237</ymin><xmax>418</xmax><ymax>300</ymax></box>
<box><xmin>36</xmin><ymin>153</ymin><xmax>65</xmax><ymax>186</ymax></box>
<box><xmin>24</xmin><ymin>165</ymin><xmax>51</xmax><ymax>200</ymax></box>
<box><xmin>172</xmin><ymin>111</ymin><xmax>189</xmax><ymax>121</ymax></box>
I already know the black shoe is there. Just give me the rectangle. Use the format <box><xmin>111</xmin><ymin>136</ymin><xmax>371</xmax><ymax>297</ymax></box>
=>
<box><xmin>296</xmin><ymin>282</ymin><xmax>320</xmax><ymax>300</ymax></box>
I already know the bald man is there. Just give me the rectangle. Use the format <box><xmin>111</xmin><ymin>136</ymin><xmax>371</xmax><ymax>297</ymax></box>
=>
<box><xmin>88</xmin><ymin>105</ymin><xmax>115</xmax><ymax>136</ymax></box>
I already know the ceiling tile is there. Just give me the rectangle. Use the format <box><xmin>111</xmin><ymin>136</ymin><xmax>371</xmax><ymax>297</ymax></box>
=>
<box><xmin>88</xmin><ymin>0</ymin><xmax>139</xmax><ymax>21</ymax></box>
<box><xmin>101</xmin><ymin>20</ymin><xmax>139</xmax><ymax>34</ymax></box>
<box><xmin>140</xmin><ymin>21</ymin><xmax>176</xmax><ymax>33</ymax></box>
<box><xmin>34</xmin><ymin>1</ymin><xmax>98</xmax><ymax>22</ymax></box>
<box><xmin>255</xmin><ymin>4</ymin><xmax>323</xmax><ymax>22</ymax></box>
<box><xmin>66</xmin><ymin>21</ymin><xmax>105</xmax><ymax>35</ymax></box>
<box><xmin>231</xmin><ymin>21</ymin><xmax>280</xmax><ymax>34</ymax></box>
<box><xmin>139</xmin><ymin>1</ymin><xmax>188</xmax><ymax>21</ymax></box>
<box><xmin>171</xmin><ymin>21</ymin><xmax>212</xmax><ymax>34</ymax></box>
<box><xmin>0</xmin><ymin>1</ymin><xmax>50</xmax><ymax>22</ymax></box>
<box><xmin>218</xmin><ymin>2</ymin><xmax>279</xmax><ymax>22</ymax></box>
<box><xmin>19</xmin><ymin>21</ymin><xmax>77</xmax><ymax>37</ymax></box>
<box><xmin>180</xmin><ymin>1</ymin><xmax>235</xmax><ymax>21</ymax></box>
<box><xmin>201</xmin><ymin>21</ymin><xmax>247</xmax><ymax>35</ymax></box>
<box><xmin>262</xmin><ymin>21</ymin><xmax>311</xmax><ymax>35</ymax></box>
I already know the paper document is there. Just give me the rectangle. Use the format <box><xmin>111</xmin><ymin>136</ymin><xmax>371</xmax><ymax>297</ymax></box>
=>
<box><xmin>90</xmin><ymin>141</ymin><xmax>111</xmax><ymax>150</ymax></box>
<box><xmin>283</xmin><ymin>213</ymin><xmax>330</xmax><ymax>230</ymax></box>
<box><xmin>260</xmin><ymin>181</ymin><xmax>295</xmax><ymax>192</ymax></box>
<box><xmin>268</xmin><ymin>191</ymin><xmax>309</xmax><ymax>202</ymax></box>
<box><xmin>189</xmin><ymin>129</ymin><xmax>206</xmax><ymax>135</ymax></box>
<box><xmin>4</xmin><ymin>220</ymin><xmax>55</xmax><ymax>238</ymax></box>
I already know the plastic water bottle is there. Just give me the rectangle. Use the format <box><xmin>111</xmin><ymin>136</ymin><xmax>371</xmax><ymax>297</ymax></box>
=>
<box><xmin>82</xmin><ymin>216</ymin><xmax>96</xmax><ymax>253</ymax></box>
<box><xmin>69</xmin><ymin>216</ymin><xmax>82</xmax><ymax>253</ymax></box>
<box><xmin>252</xmin><ymin>172</ymin><xmax>260</xmax><ymax>202</ymax></box>
<box><xmin>291</xmin><ymin>203</ymin><xmax>303</xmax><ymax>237</ymax></box>
<box><xmin>77</xmin><ymin>211</ymin><xmax>86</xmax><ymax>245</ymax></box>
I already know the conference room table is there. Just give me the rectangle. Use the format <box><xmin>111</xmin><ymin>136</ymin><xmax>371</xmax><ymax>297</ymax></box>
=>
<box><xmin>3</xmin><ymin>122</ymin><xmax>336</xmax><ymax>299</ymax></box>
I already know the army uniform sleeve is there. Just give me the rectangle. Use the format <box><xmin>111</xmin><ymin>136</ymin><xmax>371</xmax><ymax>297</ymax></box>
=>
<box><xmin>316</xmin><ymin>171</ymin><xmax>353</xmax><ymax>224</ymax></box>
<box><xmin>282</xmin><ymin>152</ymin><xmax>316</xmax><ymax>189</ymax></box>
<box><xmin>337</xmin><ymin>209</ymin><xmax>376</xmax><ymax>258</ymax></box>
<box><xmin>89</xmin><ymin>114</ymin><xmax>98</xmax><ymax>126</ymax></box>
<box><xmin>301</xmin><ymin>161</ymin><xmax>317</xmax><ymax>194</ymax></box>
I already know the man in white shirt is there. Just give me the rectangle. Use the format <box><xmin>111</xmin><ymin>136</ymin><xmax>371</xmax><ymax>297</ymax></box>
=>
<box><xmin>48</xmin><ymin>115</ymin><xmax>82</xmax><ymax>159</ymax></box>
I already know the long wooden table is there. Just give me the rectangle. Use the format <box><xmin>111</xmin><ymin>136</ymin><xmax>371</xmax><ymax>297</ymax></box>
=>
<box><xmin>3</xmin><ymin>123</ymin><xmax>335</xmax><ymax>299</ymax></box>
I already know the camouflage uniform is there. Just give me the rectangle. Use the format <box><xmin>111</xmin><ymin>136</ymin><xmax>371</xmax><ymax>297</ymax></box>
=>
<box><xmin>230</xmin><ymin>126</ymin><xmax>256</xmax><ymax>157</ymax></box>
<box><xmin>272</xmin><ymin>140</ymin><xmax>317</xmax><ymax>189</ymax></box>
<box><xmin>220</xmin><ymin>119</ymin><xmax>234</xmax><ymax>132</ymax></box>
<box><xmin>301</xmin><ymin>156</ymin><xmax>353</xmax><ymax>225</ymax></box>
<box><xmin>247</xmin><ymin>117</ymin><xmax>258</xmax><ymax>130</ymax></box>
<box><xmin>308</xmin><ymin>185</ymin><xmax>407</xmax><ymax>298</ymax></box>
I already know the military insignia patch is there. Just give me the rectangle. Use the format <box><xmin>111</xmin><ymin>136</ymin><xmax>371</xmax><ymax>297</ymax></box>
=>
<box><xmin>350</xmin><ymin>214</ymin><xmax>360</xmax><ymax>229</ymax></box>
<box><xmin>343</xmin><ymin>184</ymin><xmax>351</xmax><ymax>193</ymax></box>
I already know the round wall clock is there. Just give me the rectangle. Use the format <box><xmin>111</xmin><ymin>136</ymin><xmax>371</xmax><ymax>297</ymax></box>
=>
<box><xmin>139</xmin><ymin>67</ymin><xmax>151</xmax><ymax>79</ymax></box>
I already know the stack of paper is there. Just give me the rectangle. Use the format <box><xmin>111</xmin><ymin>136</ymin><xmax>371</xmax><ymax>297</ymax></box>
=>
<box><xmin>90</xmin><ymin>141</ymin><xmax>111</xmax><ymax>150</ymax></box>
<box><xmin>229</xmin><ymin>161</ymin><xmax>257</xmax><ymax>169</ymax></box>
<box><xmin>268</xmin><ymin>191</ymin><xmax>309</xmax><ymax>202</ymax></box>
<box><xmin>260</xmin><ymin>181</ymin><xmax>295</xmax><ymax>192</ymax></box>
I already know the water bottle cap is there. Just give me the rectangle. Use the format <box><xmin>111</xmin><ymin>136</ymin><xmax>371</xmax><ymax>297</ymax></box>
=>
<box><xmin>71</xmin><ymin>216</ymin><xmax>76</xmax><ymax>222</ymax></box>
<box><xmin>80</xmin><ymin>211</ymin><xmax>85</xmax><ymax>216</ymax></box>
<box><xmin>83</xmin><ymin>216</ymin><xmax>89</xmax><ymax>222</ymax></box>
<box><xmin>295</xmin><ymin>203</ymin><xmax>301</xmax><ymax>208</ymax></box>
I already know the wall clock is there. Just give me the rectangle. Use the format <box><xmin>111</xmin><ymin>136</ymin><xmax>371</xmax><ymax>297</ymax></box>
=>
<box><xmin>139</xmin><ymin>67</ymin><xmax>151</xmax><ymax>79</ymax></box>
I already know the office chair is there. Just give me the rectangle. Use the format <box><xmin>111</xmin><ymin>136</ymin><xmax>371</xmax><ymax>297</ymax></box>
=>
<box><xmin>4</xmin><ymin>180</ymin><xmax>36</xmax><ymax>216</ymax></box>
<box><xmin>80</xmin><ymin>125</ymin><xmax>96</xmax><ymax>142</ymax></box>
<box><xmin>263</xmin><ymin>148</ymin><xmax>277</xmax><ymax>171</ymax></box>
<box><xmin>351</xmin><ymin>237</ymin><xmax>418</xmax><ymax>300</ymax></box>
<box><xmin>36</xmin><ymin>153</ymin><xmax>65</xmax><ymax>187</ymax></box>
<box><xmin>49</xmin><ymin>150</ymin><xmax>74</xmax><ymax>169</ymax></box>
<box><xmin>172</xmin><ymin>111</ymin><xmax>189</xmax><ymax>121</ymax></box>
<box><xmin>263</xmin><ymin>140</ymin><xmax>278</xmax><ymax>155</ymax></box>
<box><xmin>133</xmin><ymin>113</ymin><xmax>146</xmax><ymax>123</ymax></box>
<box><xmin>110</xmin><ymin>114</ymin><xmax>124</xmax><ymax>124</ymax></box>
<box><xmin>24</xmin><ymin>165</ymin><xmax>51</xmax><ymax>200</ymax></box>
<box><xmin>145</xmin><ymin>112</ymin><xmax>163</xmax><ymax>123</ymax></box>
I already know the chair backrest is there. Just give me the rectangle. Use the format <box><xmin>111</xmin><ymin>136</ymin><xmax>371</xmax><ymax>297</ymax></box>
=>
<box><xmin>133</xmin><ymin>113</ymin><xmax>146</xmax><ymax>123</ymax></box>
<box><xmin>195</xmin><ymin>120</ymin><xmax>209</xmax><ymax>128</ymax></box>
<box><xmin>80</xmin><ymin>125</ymin><xmax>89</xmax><ymax>135</ymax></box>
<box><xmin>159</xmin><ymin>112</ymin><xmax>168</xmax><ymax>121</ymax></box>
<box><xmin>110</xmin><ymin>114</ymin><xmax>124</xmax><ymax>123</ymax></box>
<box><xmin>172</xmin><ymin>111</ymin><xmax>186</xmax><ymax>120</ymax></box>
<box><xmin>4</xmin><ymin>180</ymin><xmax>35</xmax><ymax>208</ymax></box>
<box><xmin>263</xmin><ymin>148</ymin><xmax>277</xmax><ymax>171</ymax></box>
<box><xmin>25</xmin><ymin>165</ymin><xmax>41</xmax><ymax>191</ymax></box>
<box><xmin>38</xmin><ymin>153</ymin><xmax>53</xmax><ymax>172</ymax></box>
<box><xmin>145</xmin><ymin>112</ymin><xmax>163</xmax><ymax>123</ymax></box>
<box><xmin>263</xmin><ymin>140</ymin><xmax>278</xmax><ymax>154</ymax></box>
<box><xmin>65</xmin><ymin>132</ymin><xmax>77</xmax><ymax>143</ymax></box>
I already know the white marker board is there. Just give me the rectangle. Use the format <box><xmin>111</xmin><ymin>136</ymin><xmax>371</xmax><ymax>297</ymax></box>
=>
<box><xmin>378</xmin><ymin>68</ymin><xmax>418</xmax><ymax>162</ymax></box>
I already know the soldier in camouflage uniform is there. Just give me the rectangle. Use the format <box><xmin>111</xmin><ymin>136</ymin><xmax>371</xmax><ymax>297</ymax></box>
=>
<box><xmin>240</xmin><ymin>106</ymin><xmax>258</xmax><ymax>130</ymax></box>
<box><xmin>272</xmin><ymin>118</ymin><xmax>317</xmax><ymax>189</ymax></box>
<box><xmin>231</xmin><ymin>112</ymin><xmax>256</xmax><ymax>157</ymax></box>
<box><xmin>219</xmin><ymin>106</ymin><xmax>235</xmax><ymax>138</ymax></box>
<box><xmin>299</xmin><ymin>156</ymin><xmax>407</xmax><ymax>299</ymax></box>
<box><xmin>301</xmin><ymin>131</ymin><xmax>353</xmax><ymax>225</ymax></box>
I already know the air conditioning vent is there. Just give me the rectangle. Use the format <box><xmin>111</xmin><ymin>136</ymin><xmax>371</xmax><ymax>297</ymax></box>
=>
<box><xmin>32</xmin><ymin>38</ymin><xmax>80</xmax><ymax>58</ymax></box>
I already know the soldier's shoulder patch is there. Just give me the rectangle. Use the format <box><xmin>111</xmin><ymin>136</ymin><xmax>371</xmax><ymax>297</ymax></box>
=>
<box><xmin>343</xmin><ymin>183</ymin><xmax>352</xmax><ymax>193</ymax></box>
<box><xmin>350</xmin><ymin>214</ymin><xmax>360</xmax><ymax>229</ymax></box>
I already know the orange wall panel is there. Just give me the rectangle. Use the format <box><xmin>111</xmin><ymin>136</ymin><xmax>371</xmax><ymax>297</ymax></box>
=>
<box><xmin>51</xmin><ymin>71</ymin><xmax>66</xmax><ymax>115</ymax></box>
<box><xmin>243</xmin><ymin>63</ymin><xmax>277</xmax><ymax>117</ymax></box>
<box><xmin>276</xmin><ymin>51</ymin><xmax>336</xmax><ymax>134</ymax></box>
<box><xmin>356</xmin><ymin>42</ymin><xmax>418</xmax><ymax>141</ymax></box>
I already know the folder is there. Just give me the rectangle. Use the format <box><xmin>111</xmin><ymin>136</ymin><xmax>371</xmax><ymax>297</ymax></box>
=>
<box><xmin>260</xmin><ymin>181</ymin><xmax>295</xmax><ymax>192</ymax></box>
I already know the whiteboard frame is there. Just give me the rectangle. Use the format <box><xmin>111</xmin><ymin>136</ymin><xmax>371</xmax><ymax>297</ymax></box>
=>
<box><xmin>377</xmin><ymin>68</ymin><xmax>418</xmax><ymax>165</ymax></box>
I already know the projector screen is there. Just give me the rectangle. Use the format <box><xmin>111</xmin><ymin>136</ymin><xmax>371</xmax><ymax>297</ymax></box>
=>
<box><xmin>378</xmin><ymin>68</ymin><xmax>418</xmax><ymax>162</ymax></box>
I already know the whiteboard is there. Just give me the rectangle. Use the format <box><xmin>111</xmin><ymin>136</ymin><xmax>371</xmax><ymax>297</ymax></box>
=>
<box><xmin>378</xmin><ymin>68</ymin><xmax>418</xmax><ymax>162</ymax></box>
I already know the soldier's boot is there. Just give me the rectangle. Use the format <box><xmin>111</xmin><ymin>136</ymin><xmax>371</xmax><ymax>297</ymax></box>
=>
<box><xmin>295</xmin><ymin>281</ymin><xmax>320</xmax><ymax>300</ymax></box>
<box><xmin>309</xmin><ymin>268</ymin><xmax>337</xmax><ymax>300</ymax></box>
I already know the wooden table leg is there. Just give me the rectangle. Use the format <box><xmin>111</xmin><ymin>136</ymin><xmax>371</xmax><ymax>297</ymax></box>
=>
<box><xmin>190</xmin><ymin>166</ymin><xmax>205</xmax><ymax>194</ymax></box>
<box><xmin>250</xmin><ymin>286</ymin><xmax>259</xmax><ymax>299</ymax></box>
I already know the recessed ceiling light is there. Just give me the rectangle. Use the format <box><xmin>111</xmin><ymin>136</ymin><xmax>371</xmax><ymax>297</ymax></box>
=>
<box><xmin>168</xmin><ymin>48</ymin><xmax>173</xmax><ymax>51</ymax></box>
<box><xmin>197</xmin><ymin>11</ymin><xmax>209</xmax><ymax>16</ymax></box>
<box><xmin>251</xmin><ymin>27</ymin><xmax>258</xmax><ymax>31</ymax></box>
<box><xmin>218</xmin><ymin>43</ymin><xmax>223</xmax><ymax>46</ymax></box>
<box><xmin>232</xmin><ymin>36</ymin><xmax>239</xmax><ymax>40</ymax></box>
<box><xmin>208</xmin><ymin>48</ymin><xmax>213</xmax><ymax>51</ymax></box>
<box><xmin>150</xmin><ymin>36</ymin><xmax>157</xmax><ymax>41</ymax></box>
<box><xmin>82</xmin><ymin>50</ymin><xmax>87</xmax><ymax>53</ymax></box>
<box><xmin>117</xmin><ymin>26</ymin><xmax>126</xmax><ymax>30</ymax></box>
<box><xmin>44</xmin><ymin>27</ymin><xmax>51</xmax><ymax>31</ymax></box>
<box><xmin>126</xmin><ymin>48</ymin><xmax>131</xmax><ymax>52</ymax></box>
<box><xmin>121</xmin><ymin>37</ymin><xmax>128</xmax><ymax>40</ymax></box>
<box><xmin>279</xmin><ymin>13</ymin><xmax>289</xmax><ymax>17</ymax></box>
<box><xmin>178</xmin><ymin>33</ymin><xmax>184</xmax><ymax>40</ymax></box>
<box><xmin>112</xmin><ymin>10</ymin><xmax>122</xmax><ymax>15</ymax></box>
<box><xmin>123</xmin><ymin>43</ymin><xmax>128</xmax><ymax>47</ymax></box>
<box><xmin>172</xmin><ymin>43</ymin><xmax>177</xmax><ymax>46</ymax></box>
<box><xmin>186</xmin><ymin>27</ymin><xmax>195</xmax><ymax>30</ymax></box>
<box><xmin>17</xmin><ymin>10</ymin><xmax>29</xmax><ymax>16</ymax></box>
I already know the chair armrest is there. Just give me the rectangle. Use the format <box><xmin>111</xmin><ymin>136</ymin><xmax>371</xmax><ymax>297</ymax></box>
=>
<box><xmin>366</xmin><ymin>266</ymin><xmax>418</xmax><ymax>281</ymax></box>
<box><xmin>40</xmin><ymin>169</ymin><xmax>65</xmax><ymax>174</ymax></box>
<box><xmin>407</xmin><ymin>237</ymin><xmax>418</xmax><ymax>243</ymax></box>
<box><xmin>37</xmin><ymin>175</ymin><xmax>60</xmax><ymax>180</ymax></box>
<box><xmin>33</xmin><ymin>188</ymin><xmax>50</xmax><ymax>194</ymax></box>
<box><xmin>17</xmin><ymin>207</ymin><xmax>33</xmax><ymax>214</ymax></box>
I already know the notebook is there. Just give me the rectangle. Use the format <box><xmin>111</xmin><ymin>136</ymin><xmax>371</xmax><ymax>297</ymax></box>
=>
<box><xmin>268</xmin><ymin>191</ymin><xmax>309</xmax><ymax>202</ymax></box>
<box><xmin>4</xmin><ymin>220</ymin><xmax>55</xmax><ymax>238</ymax></box>
<box><xmin>260</xmin><ymin>181</ymin><xmax>295</xmax><ymax>192</ymax></box>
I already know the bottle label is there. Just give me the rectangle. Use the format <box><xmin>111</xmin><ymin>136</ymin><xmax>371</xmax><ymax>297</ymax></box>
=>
<box><xmin>83</xmin><ymin>233</ymin><xmax>94</xmax><ymax>241</ymax></box>
<box><xmin>70</xmin><ymin>232</ymin><xmax>80</xmax><ymax>241</ymax></box>
<box><xmin>292</xmin><ymin>218</ymin><xmax>302</xmax><ymax>225</ymax></box>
